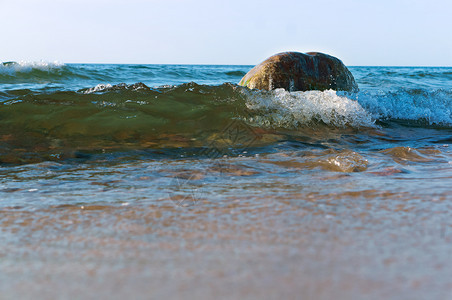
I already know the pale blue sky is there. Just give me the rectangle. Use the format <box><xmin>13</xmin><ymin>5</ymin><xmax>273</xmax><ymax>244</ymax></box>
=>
<box><xmin>1</xmin><ymin>0</ymin><xmax>451</xmax><ymax>66</ymax></box>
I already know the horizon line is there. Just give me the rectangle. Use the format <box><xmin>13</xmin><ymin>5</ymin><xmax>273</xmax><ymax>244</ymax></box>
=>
<box><xmin>2</xmin><ymin>60</ymin><xmax>452</xmax><ymax>68</ymax></box>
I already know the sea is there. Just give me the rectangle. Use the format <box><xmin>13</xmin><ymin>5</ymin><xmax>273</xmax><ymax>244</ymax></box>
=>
<box><xmin>0</xmin><ymin>62</ymin><xmax>451</xmax><ymax>299</ymax></box>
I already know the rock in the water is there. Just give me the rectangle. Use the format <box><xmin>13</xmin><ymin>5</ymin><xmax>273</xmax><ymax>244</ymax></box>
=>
<box><xmin>239</xmin><ymin>52</ymin><xmax>358</xmax><ymax>92</ymax></box>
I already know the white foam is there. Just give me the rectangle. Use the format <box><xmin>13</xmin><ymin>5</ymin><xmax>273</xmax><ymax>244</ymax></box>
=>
<box><xmin>83</xmin><ymin>83</ymin><xmax>113</xmax><ymax>94</ymax></box>
<box><xmin>0</xmin><ymin>60</ymin><xmax>64</xmax><ymax>74</ymax></box>
<box><xmin>357</xmin><ymin>89</ymin><xmax>452</xmax><ymax>126</ymax></box>
<box><xmin>243</xmin><ymin>88</ymin><xmax>376</xmax><ymax>128</ymax></box>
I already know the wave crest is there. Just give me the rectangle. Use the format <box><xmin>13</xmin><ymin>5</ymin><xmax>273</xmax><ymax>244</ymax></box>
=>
<box><xmin>1</xmin><ymin>61</ymin><xmax>64</xmax><ymax>75</ymax></box>
<box><xmin>357</xmin><ymin>89</ymin><xmax>452</xmax><ymax>126</ymax></box>
<box><xmin>244</xmin><ymin>88</ymin><xmax>376</xmax><ymax>128</ymax></box>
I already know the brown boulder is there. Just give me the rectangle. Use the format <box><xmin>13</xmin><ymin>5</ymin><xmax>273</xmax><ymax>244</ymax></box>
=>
<box><xmin>239</xmin><ymin>52</ymin><xmax>358</xmax><ymax>92</ymax></box>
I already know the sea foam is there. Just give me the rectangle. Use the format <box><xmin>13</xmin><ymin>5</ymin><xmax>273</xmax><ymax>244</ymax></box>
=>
<box><xmin>0</xmin><ymin>61</ymin><xmax>64</xmax><ymax>75</ymax></box>
<box><xmin>243</xmin><ymin>88</ymin><xmax>376</xmax><ymax>129</ymax></box>
<box><xmin>357</xmin><ymin>89</ymin><xmax>452</xmax><ymax>126</ymax></box>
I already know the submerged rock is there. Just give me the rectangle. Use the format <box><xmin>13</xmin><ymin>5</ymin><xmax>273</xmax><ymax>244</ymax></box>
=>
<box><xmin>239</xmin><ymin>52</ymin><xmax>358</xmax><ymax>92</ymax></box>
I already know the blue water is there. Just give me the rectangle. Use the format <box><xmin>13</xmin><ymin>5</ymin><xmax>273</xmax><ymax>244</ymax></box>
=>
<box><xmin>1</xmin><ymin>62</ymin><xmax>451</xmax><ymax>91</ymax></box>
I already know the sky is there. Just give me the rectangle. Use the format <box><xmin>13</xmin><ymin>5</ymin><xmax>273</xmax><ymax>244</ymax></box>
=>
<box><xmin>1</xmin><ymin>0</ymin><xmax>451</xmax><ymax>66</ymax></box>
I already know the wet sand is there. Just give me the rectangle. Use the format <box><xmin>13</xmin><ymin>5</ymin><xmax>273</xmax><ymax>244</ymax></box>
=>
<box><xmin>1</xmin><ymin>147</ymin><xmax>451</xmax><ymax>300</ymax></box>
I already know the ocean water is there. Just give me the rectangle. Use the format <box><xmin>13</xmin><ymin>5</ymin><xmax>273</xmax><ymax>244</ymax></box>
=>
<box><xmin>0</xmin><ymin>62</ymin><xmax>451</xmax><ymax>299</ymax></box>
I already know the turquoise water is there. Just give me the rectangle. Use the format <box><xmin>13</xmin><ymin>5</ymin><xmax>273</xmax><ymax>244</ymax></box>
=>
<box><xmin>0</xmin><ymin>62</ymin><xmax>451</xmax><ymax>299</ymax></box>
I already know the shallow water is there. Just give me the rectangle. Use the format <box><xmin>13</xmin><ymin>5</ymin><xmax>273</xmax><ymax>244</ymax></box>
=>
<box><xmin>0</xmin><ymin>62</ymin><xmax>451</xmax><ymax>299</ymax></box>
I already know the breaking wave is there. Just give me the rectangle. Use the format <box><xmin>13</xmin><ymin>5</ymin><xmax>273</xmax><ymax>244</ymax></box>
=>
<box><xmin>0</xmin><ymin>61</ymin><xmax>65</xmax><ymax>73</ymax></box>
<box><xmin>356</xmin><ymin>89</ymin><xmax>452</xmax><ymax>126</ymax></box>
<box><xmin>0</xmin><ymin>78</ymin><xmax>450</xmax><ymax>164</ymax></box>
